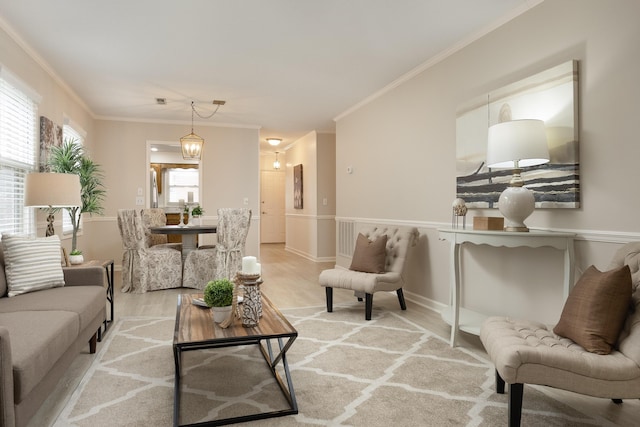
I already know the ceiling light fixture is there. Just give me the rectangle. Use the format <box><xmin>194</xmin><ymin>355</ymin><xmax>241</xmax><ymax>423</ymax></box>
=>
<box><xmin>267</xmin><ymin>138</ymin><xmax>282</xmax><ymax>146</ymax></box>
<box><xmin>273</xmin><ymin>152</ymin><xmax>281</xmax><ymax>170</ymax></box>
<box><xmin>180</xmin><ymin>100</ymin><xmax>226</xmax><ymax>160</ymax></box>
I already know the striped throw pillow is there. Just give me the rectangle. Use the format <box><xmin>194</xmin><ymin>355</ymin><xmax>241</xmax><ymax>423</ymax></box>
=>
<box><xmin>2</xmin><ymin>234</ymin><xmax>65</xmax><ymax>297</ymax></box>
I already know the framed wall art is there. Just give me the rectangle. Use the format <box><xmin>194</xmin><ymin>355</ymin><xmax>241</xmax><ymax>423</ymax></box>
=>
<box><xmin>294</xmin><ymin>164</ymin><xmax>303</xmax><ymax>209</ymax></box>
<box><xmin>39</xmin><ymin>116</ymin><xmax>63</xmax><ymax>172</ymax></box>
<box><xmin>455</xmin><ymin>60</ymin><xmax>579</xmax><ymax>208</ymax></box>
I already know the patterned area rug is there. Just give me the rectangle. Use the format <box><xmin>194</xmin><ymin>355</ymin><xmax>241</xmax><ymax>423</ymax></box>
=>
<box><xmin>54</xmin><ymin>306</ymin><xmax>606</xmax><ymax>426</ymax></box>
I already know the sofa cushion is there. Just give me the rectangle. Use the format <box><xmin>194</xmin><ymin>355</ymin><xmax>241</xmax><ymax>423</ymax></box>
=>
<box><xmin>349</xmin><ymin>233</ymin><xmax>387</xmax><ymax>273</ymax></box>
<box><xmin>553</xmin><ymin>264</ymin><xmax>632</xmax><ymax>355</ymax></box>
<box><xmin>0</xmin><ymin>286</ymin><xmax>105</xmax><ymax>332</ymax></box>
<box><xmin>0</xmin><ymin>311</ymin><xmax>79</xmax><ymax>403</ymax></box>
<box><xmin>1</xmin><ymin>235</ymin><xmax>65</xmax><ymax>297</ymax></box>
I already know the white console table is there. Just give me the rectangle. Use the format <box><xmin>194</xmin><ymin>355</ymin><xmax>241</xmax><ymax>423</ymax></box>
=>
<box><xmin>438</xmin><ymin>228</ymin><xmax>576</xmax><ymax>347</ymax></box>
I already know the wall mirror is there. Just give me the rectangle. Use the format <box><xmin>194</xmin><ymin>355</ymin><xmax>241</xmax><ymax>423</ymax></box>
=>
<box><xmin>146</xmin><ymin>140</ymin><xmax>201</xmax><ymax>212</ymax></box>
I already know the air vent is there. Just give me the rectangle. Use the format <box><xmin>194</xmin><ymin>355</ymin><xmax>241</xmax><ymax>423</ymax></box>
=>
<box><xmin>155</xmin><ymin>98</ymin><xmax>167</xmax><ymax>105</ymax></box>
<box><xmin>212</xmin><ymin>100</ymin><xmax>226</xmax><ymax>106</ymax></box>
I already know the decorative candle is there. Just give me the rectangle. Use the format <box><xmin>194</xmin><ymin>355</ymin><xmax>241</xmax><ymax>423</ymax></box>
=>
<box><xmin>242</xmin><ymin>256</ymin><xmax>257</xmax><ymax>274</ymax></box>
<box><xmin>179</xmin><ymin>199</ymin><xmax>185</xmax><ymax>206</ymax></box>
<box><xmin>187</xmin><ymin>192</ymin><xmax>194</xmax><ymax>203</ymax></box>
<box><xmin>255</xmin><ymin>263</ymin><xmax>261</xmax><ymax>276</ymax></box>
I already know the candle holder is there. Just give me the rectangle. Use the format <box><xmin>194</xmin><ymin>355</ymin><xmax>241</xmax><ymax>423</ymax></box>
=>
<box><xmin>236</xmin><ymin>272</ymin><xmax>262</xmax><ymax>328</ymax></box>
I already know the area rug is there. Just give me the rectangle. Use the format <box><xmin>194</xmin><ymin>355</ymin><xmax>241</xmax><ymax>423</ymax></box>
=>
<box><xmin>54</xmin><ymin>306</ymin><xmax>607</xmax><ymax>426</ymax></box>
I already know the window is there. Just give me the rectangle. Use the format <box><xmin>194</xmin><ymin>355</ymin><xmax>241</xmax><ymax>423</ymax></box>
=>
<box><xmin>166</xmin><ymin>168</ymin><xmax>199</xmax><ymax>204</ymax></box>
<box><xmin>61</xmin><ymin>121</ymin><xmax>86</xmax><ymax>234</ymax></box>
<box><xmin>0</xmin><ymin>67</ymin><xmax>39</xmax><ymax>236</ymax></box>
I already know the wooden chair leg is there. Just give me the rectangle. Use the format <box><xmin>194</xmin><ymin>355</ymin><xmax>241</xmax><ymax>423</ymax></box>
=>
<box><xmin>508</xmin><ymin>383</ymin><xmax>523</xmax><ymax>427</ymax></box>
<box><xmin>612</xmin><ymin>398</ymin><xmax>623</xmax><ymax>404</ymax></box>
<box><xmin>496</xmin><ymin>370</ymin><xmax>505</xmax><ymax>394</ymax></box>
<box><xmin>397</xmin><ymin>288</ymin><xmax>407</xmax><ymax>310</ymax></box>
<box><xmin>325</xmin><ymin>287</ymin><xmax>333</xmax><ymax>313</ymax></box>
<box><xmin>89</xmin><ymin>331</ymin><xmax>98</xmax><ymax>354</ymax></box>
<box><xmin>365</xmin><ymin>293</ymin><xmax>373</xmax><ymax>320</ymax></box>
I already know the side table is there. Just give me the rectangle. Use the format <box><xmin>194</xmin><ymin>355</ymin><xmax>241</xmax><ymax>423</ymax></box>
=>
<box><xmin>438</xmin><ymin>228</ymin><xmax>575</xmax><ymax>347</ymax></box>
<box><xmin>67</xmin><ymin>259</ymin><xmax>115</xmax><ymax>341</ymax></box>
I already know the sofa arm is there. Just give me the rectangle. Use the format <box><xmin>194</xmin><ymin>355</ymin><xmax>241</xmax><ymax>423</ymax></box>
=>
<box><xmin>0</xmin><ymin>326</ymin><xmax>16</xmax><ymax>427</ymax></box>
<box><xmin>63</xmin><ymin>266</ymin><xmax>104</xmax><ymax>287</ymax></box>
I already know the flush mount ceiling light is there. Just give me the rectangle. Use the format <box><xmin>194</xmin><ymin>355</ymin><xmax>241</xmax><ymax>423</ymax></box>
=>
<box><xmin>267</xmin><ymin>138</ymin><xmax>282</xmax><ymax>146</ymax></box>
<box><xmin>180</xmin><ymin>100</ymin><xmax>226</xmax><ymax>160</ymax></box>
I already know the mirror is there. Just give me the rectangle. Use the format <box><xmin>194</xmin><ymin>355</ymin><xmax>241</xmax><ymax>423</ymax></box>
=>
<box><xmin>146</xmin><ymin>140</ymin><xmax>201</xmax><ymax>212</ymax></box>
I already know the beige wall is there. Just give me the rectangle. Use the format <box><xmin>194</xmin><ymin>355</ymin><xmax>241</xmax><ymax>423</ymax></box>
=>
<box><xmin>91</xmin><ymin>120</ymin><xmax>261</xmax><ymax>263</ymax></box>
<box><xmin>335</xmin><ymin>0</ymin><xmax>640</xmax><ymax>323</ymax></box>
<box><xmin>285</xmin><ymin>131</ymin><xmax>336</xmax><ymax>261</ymax></box>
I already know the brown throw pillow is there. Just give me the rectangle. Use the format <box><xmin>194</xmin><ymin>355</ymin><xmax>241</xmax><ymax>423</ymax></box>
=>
<box><xmin>349</xmin><ymin>233</ymin><xmax>387</xmax><ymax>273</ymax></box>
<box><xmin>553</xmin><ymin>264</ymin><xmax>632</xmax><ymax>355</ymax></box>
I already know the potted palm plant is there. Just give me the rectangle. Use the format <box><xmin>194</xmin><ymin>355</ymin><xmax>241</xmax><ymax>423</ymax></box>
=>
<box><xmin>204</xmin><ymin>279</ymin><xmax>234</xmax><ymax>323</ymax></box>
<box><xmin>48</xmin><ymin>139</ymin><xmax>106</xmax><ymax>253</ymax></box>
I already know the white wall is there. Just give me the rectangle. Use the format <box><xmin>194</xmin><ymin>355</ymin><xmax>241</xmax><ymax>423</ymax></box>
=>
<box><xmin>285</xmin><ymin>131</ymin><xmax>336</xmax><ymax>261</ymax></box>
<box><xmin>335</xmin><ymin>0</ymin><xmax>640</xmax><ymax>324</ymax></box>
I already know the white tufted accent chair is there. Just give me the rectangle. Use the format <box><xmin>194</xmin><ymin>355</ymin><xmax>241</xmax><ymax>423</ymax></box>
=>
<box><xmin>319</xmin><ymin>226</ymin><xmax>419</xmax><ymax>320</ymax></box>
<box><xmin>480</xmin><ymin>242</ymin><xmax>640</xmax><ymax>426</ymax></box>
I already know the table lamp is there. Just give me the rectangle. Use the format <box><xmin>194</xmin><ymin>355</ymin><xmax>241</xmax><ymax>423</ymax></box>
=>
<box><xmin>25</xmin><ymin>172</ymin><xmax>82</xmax><ymax>237</ymax></box>
<box><xmin>486</xmin><ymin>119</ymin><xmax>549</xmax><ymax>232</ymax></box>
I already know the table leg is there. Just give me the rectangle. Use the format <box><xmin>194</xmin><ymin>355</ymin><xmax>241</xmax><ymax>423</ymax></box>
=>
<box><xmin>450</xmin><ymin>242</ymin><xmax>461</xmax><ymax>347</ymax></box>
<box><xmin>180</xmin><ymin>234</ymin><xmax>197</xmax><ymax>262</ymax></box>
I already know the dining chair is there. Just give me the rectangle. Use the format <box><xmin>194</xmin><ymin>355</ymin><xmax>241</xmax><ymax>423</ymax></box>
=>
<box><xmin>140</xmin><ymin>208</ymin><xmax>181</xmax><ymax>251</ymax></box>
<box><xmin>117</xmin><ymin>209</ymin><xmax>183</xmax><ymax>293</ymax></box>
<box><xmin>182</xmin><ymin>208</ymin><xmax>251</xmax><ymax>289</ymax></box>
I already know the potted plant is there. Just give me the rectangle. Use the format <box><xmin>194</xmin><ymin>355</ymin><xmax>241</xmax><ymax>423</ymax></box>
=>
<box><xmin>204</xmin><ymin>279</ymin><xmax>234</xmax><ymax>323</ymax></box>
<box><xmin>191</xmin><ymin>205</ymin><xmax>204</xmax><ymax>225</ymax></box>
<box><xmin>68</xmin><ymin>249</ymin><xmax>84</xmax><ymax>265</ymax></box>
<box><xmin>48</xmin><ymin>139</ymin><xmax>106</xmax><ymax>254</ymax></box>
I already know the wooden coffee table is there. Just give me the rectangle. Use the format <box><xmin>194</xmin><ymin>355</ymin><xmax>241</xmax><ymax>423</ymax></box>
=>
<box><xmin>173</xmin><ymin>293</ymin><xmax>298</xmax><ymax>426</ymax></box>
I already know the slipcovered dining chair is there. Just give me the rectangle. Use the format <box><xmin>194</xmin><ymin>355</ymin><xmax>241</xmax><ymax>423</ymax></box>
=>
<box><xmin>140</xmin><ymin>208</ymin><xmax>181</xmax><ymax>251</ymax></box>
<box><xmin>319</xmin><ymin>225</ymin><xmax>419</xmax><ymax>320</ymax></box>
<box><xmin>480</xmin><ymin>242</ymin><xmax>640</xmax><ymax>426</ymax></box>
<box><xmin>117</xmin><ymin>209</ymin><xmax>183</xmax><ymax>293</ymax></box>
<box><xmin>182</xmin><ymin>208</ymin><xmax>251</xmax><ymax>289</ymax></box>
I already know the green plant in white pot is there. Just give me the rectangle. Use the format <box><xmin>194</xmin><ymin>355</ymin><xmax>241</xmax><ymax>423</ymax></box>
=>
<box><xmin>48</xmin><ymin>139</ymin><xmax>105</xmax><ymax>253</ymax></box>
<box><xmin>204</xmin><ymin>279</ymin><xmax>234</xmax><ymax>323</ymax></box>
<box><xmin>68</xmin><ymin>249</ymin><xmax>84</xmax><ymax>265</ymax></box>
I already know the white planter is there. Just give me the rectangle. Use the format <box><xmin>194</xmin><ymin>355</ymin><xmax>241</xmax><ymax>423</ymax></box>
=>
<box><xmin>69</xmin><ymin>254</ymin><xmax>84</xmax><ymax>265</ymax></box>
<box><xmin>212</xmin><ymin>305</ymin><xmax>232</xmax><ymax>323</ymax></box>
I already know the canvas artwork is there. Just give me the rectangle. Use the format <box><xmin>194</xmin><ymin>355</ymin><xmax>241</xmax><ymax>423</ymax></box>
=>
<box><xmin>455</xmin><ymin>60</ymin><xmax>579</xmax><ymax>208</ymax></box>
<box><xmin>294</xmin><ymin>164</ymin><xmax>303</xmax><ymax>209</ymax></box>
<box><xmin>39</xmin><ymin>116</ymin><xmax>63</xmax><ymax>172</ymax></box>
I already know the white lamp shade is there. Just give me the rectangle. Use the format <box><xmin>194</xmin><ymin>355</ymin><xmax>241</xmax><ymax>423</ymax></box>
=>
<box><xmin>25</xmin><ymin>173</ymin><xmax>82</xmax><ymax>207</ymax></box>
<box><xmin>486</xmin><ymin>119</ymin><xmax>550</xmax><ymax>168</ymax></box>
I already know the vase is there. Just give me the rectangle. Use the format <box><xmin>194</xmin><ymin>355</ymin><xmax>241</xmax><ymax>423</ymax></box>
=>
<box><xmin>242</xmin><ymin>283</ymin><xmax>261</xmax><ymax>327</ymax></box>
<box><xmin>212</xmin><ymin>305</ymin><xmax>232</xmax><ymax>323</ymax></box>
<box><xmin>69</xmin><ymin>254</ymin><xmax>84</xmax><ymax>265</ymax></box>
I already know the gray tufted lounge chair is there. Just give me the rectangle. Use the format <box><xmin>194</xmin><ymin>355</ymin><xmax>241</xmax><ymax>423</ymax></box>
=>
<box><xmin>480</xmin><ymin>241</ymin><xmax>640</xmax><ymax>426</ymax></box>
<box><xmin>319</xmin><ymin>226</ymin><xmax>419</xmax><ymax>320</ymax></box>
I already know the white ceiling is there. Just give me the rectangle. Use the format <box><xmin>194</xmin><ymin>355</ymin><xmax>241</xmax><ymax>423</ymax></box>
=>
<box><xmin>0</xmin><ymin>0</ymin><xmax>536</xmax><ymax>151</ymax></box>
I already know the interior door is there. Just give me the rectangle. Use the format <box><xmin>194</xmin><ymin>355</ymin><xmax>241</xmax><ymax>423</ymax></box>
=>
<box><xmin>260</xmin><ymin>170</ymin><xmax>285</xmax><ymax>243</ymax></box>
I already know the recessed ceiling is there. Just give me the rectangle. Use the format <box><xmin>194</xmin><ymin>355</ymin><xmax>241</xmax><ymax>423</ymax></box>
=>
<box><xmin>0</xmin><ymin>0</ymin><xmax>536</xmax><ymax>151</ymax></box>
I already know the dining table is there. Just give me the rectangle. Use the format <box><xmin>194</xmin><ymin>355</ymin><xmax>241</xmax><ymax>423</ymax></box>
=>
<box><xmin>150</xmin><ymin>224</ymin><xmax>217</xmax><ymax>261</ymax></box>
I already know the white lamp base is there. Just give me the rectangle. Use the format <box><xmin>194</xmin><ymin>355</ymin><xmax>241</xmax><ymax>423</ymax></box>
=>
<box><xmin>498</xmin><ymin>186</ymin><xmax>535</xmax><ymax>232</ymax></box>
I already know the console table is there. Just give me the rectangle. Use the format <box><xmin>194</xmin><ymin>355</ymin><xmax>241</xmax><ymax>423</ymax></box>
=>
<box><xmin>438</xmin><ymin>228</ymin><xmax>575</xmax><ymax>347</ymax></box>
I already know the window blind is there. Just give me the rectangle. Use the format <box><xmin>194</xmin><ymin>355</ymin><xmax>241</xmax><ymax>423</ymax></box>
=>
<box><xmin>0</xmin><ymin>70</ymin><xmax>38</xmax><ymax>235</ymax></box>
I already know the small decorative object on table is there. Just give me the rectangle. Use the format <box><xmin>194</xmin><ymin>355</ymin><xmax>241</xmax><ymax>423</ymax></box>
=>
<box><xmin>190</xmin><ymin>205</ymin><xmax>204</xmax><ymax>226</ymax></box>
<box><xmin>68</xmin><ymin>249</ymin><xmax>84</xmax><ymax>265</ymax></box>
<box><xmin>238</xmin><ymin>273</ymin><xmax>262</xmax><ymax>328</ymax></box>
<box><xmin>452</xmin><ymin>198</ymin><xmax>467</xmax><ymax>229</ymax></box>
<box><xmin>203</xmin><ymin>279</ymin><xmax>234</xmax><ymax>323</ymax></box>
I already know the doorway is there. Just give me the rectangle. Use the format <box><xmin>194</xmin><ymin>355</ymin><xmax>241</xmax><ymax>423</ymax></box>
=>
<box><xmin>260</xmin><ymin>170</ymin><xmax>285</xmax><ymax>243</ymax></box>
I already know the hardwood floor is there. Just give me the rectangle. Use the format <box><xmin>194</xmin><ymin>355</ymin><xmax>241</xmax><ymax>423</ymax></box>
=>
<box><xmin>30</xmin><ymin>243</ymin><xmax>640</xmax><ymax>426</ymax></box>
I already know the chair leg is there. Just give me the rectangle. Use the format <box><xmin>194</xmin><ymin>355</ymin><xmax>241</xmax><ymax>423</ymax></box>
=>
<box><xmin>508</xmin><ymin>383</ymin><xmax>524</xmax><ymax>427</ymax></box>
<box><xmin>325</xmin><ymin>287</ymin><xmax>333</xmax><ymax>313</ymax></box>
<box><xmin>496</xmin><ymin>370</ymin><xmax>505</xmax><ymax>394</ymax></box>
<box><xmin>397</xmin><ymin>288</ymin><xmax>407</xmax><ymax>310</ymax></box>
<box><xmin>89</xmin><ymin>331</ymin><xmax>97</xmax><ymax>354</ymax></box>
<box><xmin>612</xmin><ymin>398</ymin><xmax>623</xmax><ymax>404</ymax></box>
<box><xmin>365</xmin><ymin>293</ymin><xmax>373</xmax><ymax>320</ymax></box>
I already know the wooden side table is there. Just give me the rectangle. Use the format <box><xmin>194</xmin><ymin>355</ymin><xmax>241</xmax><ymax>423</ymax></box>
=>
<box><xmin>68</xmin><ymin>259</ymin><xmax>115</xmax><ymax>341</ymax></box>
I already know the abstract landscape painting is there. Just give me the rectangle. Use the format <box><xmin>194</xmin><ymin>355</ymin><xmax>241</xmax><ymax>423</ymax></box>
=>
<box><xmin>456</xmin><ymin>60</ymin><xmax>579</xmax><ymax>208</ymax></box>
